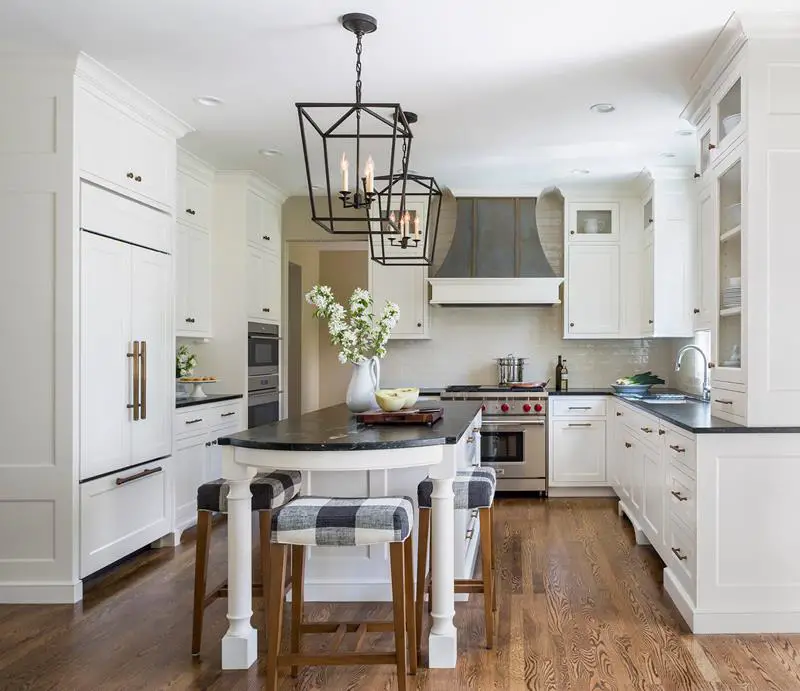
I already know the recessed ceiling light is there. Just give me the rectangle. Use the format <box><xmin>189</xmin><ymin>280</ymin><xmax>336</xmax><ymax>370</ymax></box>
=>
<box><xmin>258</xmin><ymin>148</ymin><xmax>282</xmax><ymax>157</ymax></box>
<box><xmin>571</xmin><ymin>168</ymin><xmax>591</xmax><ymax>175</ymax></box>
<box><xmin>194</xmin><ymin>96</ymin><xmax>223</xmax><ymax>107</ymax></box>
<box><xmin>676</xmin><ymin>129</ymin><xmax>694</xmax><ymax>137</ymax></box>
<box><xmin>659</xmin><ymin>152</ymin><xmax>676</xmax><ymax>158</ymax></box>
<box><xmin>590</xmin><ymin>103</ymin><xmax>615</xmax><ymax>114</ymax></box>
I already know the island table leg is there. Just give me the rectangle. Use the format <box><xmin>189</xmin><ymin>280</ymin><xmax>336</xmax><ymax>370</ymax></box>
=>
<box><xmin>221</xmin><ymin>448</ymin><xmax>258</xmax><ymax>670</ymax></box>
<box><xmin>427</xmin><ymin>476</ymin><xmax>457</xmax><ymax>668</ymax></box>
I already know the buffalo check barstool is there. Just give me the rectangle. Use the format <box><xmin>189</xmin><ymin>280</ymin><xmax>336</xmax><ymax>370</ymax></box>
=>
<box><xmin>265</xmin><ymin>496</ymin><xmax>417</xmax><ymax>691</ymax></box>
<box><xmin>416</xmin><ymin>466</ymin><xmax>497</xmax><ymax>655</ymax></box>
<box><xmin>191</xmin><ymin>470</ymin><xmax>301</xmax><ymax>656</ymax></box>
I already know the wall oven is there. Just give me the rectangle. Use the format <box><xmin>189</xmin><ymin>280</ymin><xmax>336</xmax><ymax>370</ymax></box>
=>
<box><xmin>248</xmin><ymin>322</ymin><xmax>279</xmax><ymax>376</ymax></box>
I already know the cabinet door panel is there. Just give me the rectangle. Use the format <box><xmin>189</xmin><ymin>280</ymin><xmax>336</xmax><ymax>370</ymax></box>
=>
<box><xmin>566</xmin><ymin>244</ymin><xmax>620</xmax><ymax>336</ymax></box>
<box><xmin>370</xmin><ymin>262</ymin><xmax>428</xmax><ymax>338</ymax></box>
<box><xmin>175</xmin><ymin>223</ymin><xmax>190</xmax><ymax>328</ymax></box>
<box><xmin>177</xmin><ymin>171</ymin><xmax>211</xmax><ymax>230</ymax></box>
<box><xmin>246</xmin><ymin>245</ymin><xmax>264</xmax><ymax>320</ymax></box>
<box><xmin>186</xmin><ymin>227</ymin><xmax>211</xmax><ymax>334</ymax></box>
<box><xmin>262</xmin><ymin>251</ymin><xmax>281</xmax><ymax>322</ymax></box>
<box><xmin>174</xmin><ymin>433</ymin><xmax>207</xmax><ymax>529</ymax></box>
<box><xmin>551</xmin><ymin>420</ymin><xmax>606</xmax><ymax>485</ymax></box>
<box><xmin>130</xmin><ymin>247</ymin><xmax>173</xmax><ymax>465</ymax></box>
<box><xmin>80</xmin><ymin>232</ymin><xmax>133</xmax><ymax>480</ymax></box>
<box><xmin>694</xmin><ymin>185</ymin><xmax>715</xmax><ymax>330</ymax></box>
<box><xmin>641</xmin><ymin>235</ymin><xmax>655</xmax><ymax>335</ymax></box>
<box><xmin>641</xmin><ymin>445</ymin><xmax>665</xmax><ymax>550</ymax></box>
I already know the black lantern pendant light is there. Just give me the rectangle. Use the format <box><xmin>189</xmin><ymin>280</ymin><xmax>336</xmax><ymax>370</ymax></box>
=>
<box><xmin>296</xmin><ymin>13</ymin><xmax>412</xmax><ymax>235</ymax></box>
<box><xmin>369</xmin><ymin>113</ymin><xmax>443</xmax><ymax>267</ymax></box>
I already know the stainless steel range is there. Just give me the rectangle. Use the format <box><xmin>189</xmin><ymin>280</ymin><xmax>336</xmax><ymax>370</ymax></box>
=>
<box><xmin>441</xmin><ymin>385</ymin><xmax>548</xmax><ymax>494</ymax></box>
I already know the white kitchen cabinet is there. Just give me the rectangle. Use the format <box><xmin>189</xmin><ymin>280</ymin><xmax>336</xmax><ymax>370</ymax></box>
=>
<box><xmin>175</xmin><ymin>223</ymin><xmax>211</xmax><ymax>337</ymax></box>
<box><xmin>550</xmin><ymin>419</ymin><xmax>606</xmax><ymax>485</ymax></box>
<box><xmin>80</xmin><ymin>230</ymin><xmax>172</xmax><ymax>481</ymax></box>
<box><xmin>693</xmin><ymin>183</ymin><xmax>715</xmax><ymax>331</ymax></box>
<box><xmin>247</xmin><ymin>244</ymin><xmax>281</xmax><ymax>324</ymax></box>
<box><xmin>174</xmin><ymin>433</ymin><xmax>209</xmax><ymax>531</ymax></box>
<box><xmin>627</xmin><ymin>433</ymin><xmax>644</xmax><ymax>516</ymax></box>
<box><xmin>565</xmin><ymin>244</ymin><xmax>620</xmax><ymax>337</ymax></box>
<box><xmin>76</xmin><ymin>85</ymin><xmax>175</xmax><ymax>211</ymax></box>
<box><xmin>177</xmin><ymin>168</ymin><xmax>212</xmax><ymax>231</ymax></box>
<box><xmin>709</xmin><ymin>67</ymin><xmax>744</xmax><ymax>167</ymax></box>
<box><xmin>567</xmin><ymin>202</ymin><xmax>619</xmax><ymax>242</ymax></box>
<box><xmin>246</xmin><ymin>189</ymin><xmax>282</xmax><ymax>255</ymax></box>
<box><xmin>640</xmin><ymin>231</ymin><xmax>655</xmax><ymax>335</ymax></box>
<box><xmin>369</xmin><ymin>261</ymin><xmax>429</xmax><ymax>339</ymax></box>
<box><xmin>641</xmin><ymin>444</ymin><xmax>665</xmax><ymax>548</ymax></box>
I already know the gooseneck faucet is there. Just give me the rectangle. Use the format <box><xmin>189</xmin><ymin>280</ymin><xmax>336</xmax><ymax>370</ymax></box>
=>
<box><xmin>675</xmin><ymin>345</ymin><xmax>710</xmax><ymax>401</ymax></box>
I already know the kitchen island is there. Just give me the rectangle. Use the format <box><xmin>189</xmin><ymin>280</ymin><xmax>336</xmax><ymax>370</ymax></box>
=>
<box><xmin>217</xmin><ymin>401</ymin><xmax>482</xmax><ymax>670</ymax></box>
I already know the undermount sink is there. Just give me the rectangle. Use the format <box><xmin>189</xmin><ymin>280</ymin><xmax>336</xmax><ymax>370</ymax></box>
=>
<box><xmin>640</xmin><ymin>394</ymin><xmax>689</xmax><ymax>404</ymax></box>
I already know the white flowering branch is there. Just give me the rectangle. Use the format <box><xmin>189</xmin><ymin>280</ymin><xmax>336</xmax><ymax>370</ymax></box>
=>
<box><xmin>306</xmin><ymin>285</ymin><xmax>399</xmax><ymax>365</ymax></box>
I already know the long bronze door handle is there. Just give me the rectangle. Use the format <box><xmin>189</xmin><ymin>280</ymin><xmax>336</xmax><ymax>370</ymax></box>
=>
<box><xmin>128</xmin><ymin>341</ymin><xmax>140</xmax><ymax>421</ymax></box>
<box><xmin>115</xmin><ymin>466</ymin><xmax>162</xmax><ymax>486</ymax></box>
<box><xmin>140</xmin><ymin>340</ymin><xmax>147</xmax><ymax>420</ymax></box>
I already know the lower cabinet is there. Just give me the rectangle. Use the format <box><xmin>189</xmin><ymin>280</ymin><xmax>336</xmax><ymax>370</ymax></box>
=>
<box><xmin>550</xmin><ymin>418</ymin><xmax>607</xmax><ymax>485</ymax></box>
<box><xmin>641</xmin><ymin>444</ymin><xmax>665</xmax><ymax>548</ymax></box>
<box><xmin>173</xmin><ymin>399</ymin><xmax>245</xmax><ymax>536</ymax></box>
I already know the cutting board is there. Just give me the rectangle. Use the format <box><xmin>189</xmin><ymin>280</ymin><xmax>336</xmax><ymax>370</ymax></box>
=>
<box><xmin>355</xmin><ymin>407</ymin><xmax>444</xmax><ymax>426</ymax></box>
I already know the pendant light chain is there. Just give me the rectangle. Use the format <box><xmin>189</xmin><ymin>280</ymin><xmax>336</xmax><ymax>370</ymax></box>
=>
<box><xmin>354</xmin><ymin>31</ymin><xmax>364</xmax><ymax>200</ymax></box>
<box><xmin>355</xmin><ymin>32</ymin><xmax>364</xmax><ymax>105</ymax></box>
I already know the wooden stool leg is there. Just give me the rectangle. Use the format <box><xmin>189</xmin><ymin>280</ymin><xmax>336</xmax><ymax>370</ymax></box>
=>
<box><xmin>265</xmin><ymin>543</ymin><xmax>288</xmax><ymax>691</ymax></box>
<box><xmin>479</xmin><ymin>508</ymin><xmax>494</xmax><ymax>649</ymax></box>
<box><xmin>291</xmin><ymin>545</ymin><xmax>305</xmax><ymax>678</ymax></box>
<box><xmin>415</xmin><ymin>507</ymin><xmax>430</xmax><ymax>660</ymax></box>
<box><xmin>490</xmin><ymin>505</ymin><xmax>498</xmax><ymax>613</ymax></box>
<box><xmin>403</xmin><ymin>536</ymin><xmax>417</xmax><ymax>675</ymax></box>
<box><xmin>389</xmin><ymin>542</ymin><xmax>408</xmax><ymax>691</ymax></box>
<box><xmin>191</xmin><ymin>510</ymin><xmax>212</xmax><ymax>656</ymax></box>
<box><xmin>258</xmin><ymin>511</ymin><xmax>272</xmax><ymax>652</ymax></box>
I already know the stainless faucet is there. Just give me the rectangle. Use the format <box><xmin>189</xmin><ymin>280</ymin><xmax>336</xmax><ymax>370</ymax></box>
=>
<box><xmin>675</xmin><ymin>344</ymin><xmax>711</xmax><ymax>401</ymax></box>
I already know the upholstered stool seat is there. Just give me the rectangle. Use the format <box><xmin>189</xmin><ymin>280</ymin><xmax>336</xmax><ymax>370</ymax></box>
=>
<box><xmin>191</xmin><ymin>470</ymin><xmax>301</xmax><ymax>657</ymax></box>
<box><xmin>417</xmin><ymin>466</ymin><xmax>496</xmax><ymax>511</ymax></box>
<box><xmin>416</xmin><ymin>466</ymin><xmax>497</xmax><ymax>658</ymax></box>
<box><xmin>265</xmin><ymin>496</ymin><xmax>417</xmax><ymax>691</ymax></box>
<box><xmin>197</xmin><ymin>470</ymin><xmax>302</xmax><ymax>513</ymax></box>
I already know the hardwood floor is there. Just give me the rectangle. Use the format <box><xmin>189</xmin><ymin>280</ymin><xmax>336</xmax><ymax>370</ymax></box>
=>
<box><xmin>3</xmin><ymin>498</ymin><xmax>800</xmax><ymax>690</ymax></box>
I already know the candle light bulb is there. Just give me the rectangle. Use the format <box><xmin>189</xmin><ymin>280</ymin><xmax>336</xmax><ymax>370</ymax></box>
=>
<box><xmin>364</xmin><ymin>155</ymin><xmax>374</xmax><ymax>194</ymax></box>
<box><xmin>403</xmin><ymin>210</ymin><xmax>411</xmax><ymax>238</ymax></box>
<box><xmin>413</xmin><ymin>214</ymin><xmax>421</xmax><ymax>239</ymax></box>
<box><xmin>389</xmin><ymin>212</ymin><xmax>397</xmax><ymax>234</ymax></box>
<box><xmin>340</xmin><ymin>152</ymin><xmax>349</xmax><ymax>192</ymax></box>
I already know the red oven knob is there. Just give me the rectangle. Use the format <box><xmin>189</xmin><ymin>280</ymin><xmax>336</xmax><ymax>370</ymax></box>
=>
<box><xmin>501</xmin><ymin>403</ymin><xmax>510</xmax><ymax>413</ymax></box>
<box><xmin>481</xmin><ymin>404</ymin><xmax>486</xmax><ymax>412</ymax></box>
<box><xmin>534</xmin><ymin>403</ymin><xmax>543</xmax><ymax>412</ymax></box>
<box><xmin>523</xmin><ymin>403</ymin><xmax>531</xmax><ymax>413</ymax></box>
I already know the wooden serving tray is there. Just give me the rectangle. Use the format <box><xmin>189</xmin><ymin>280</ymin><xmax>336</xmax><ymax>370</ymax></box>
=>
<box><xmin>356</xmin><ymin>407</ymin><xmax>444</xmax><ymax>426</ymax></box>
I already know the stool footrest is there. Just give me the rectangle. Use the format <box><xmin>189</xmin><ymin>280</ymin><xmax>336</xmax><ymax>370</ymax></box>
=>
<box><xmin>277</xmin><ymin>652</ymin><xmax>397</xmax><ymax>668</ymax></box>
<box><xmin>299</xmin><ymin>621</ymin><xmax>396</xmax><ymax>635</ymax></box>
<box><xmin>454</xmin><ymin>578</ymin><xmax>485</xmax><ymax>594</ymax></box>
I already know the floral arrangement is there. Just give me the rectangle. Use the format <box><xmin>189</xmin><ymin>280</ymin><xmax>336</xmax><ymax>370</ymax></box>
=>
<box><xmin>176</xmin><ymin>344</ymin><xmax>197</xmax><ymax>379</ymax></box>
<box><xmin>306</xmin><ymin>285</ymin><xmax>399</xmax><ymax>364</ymax></box>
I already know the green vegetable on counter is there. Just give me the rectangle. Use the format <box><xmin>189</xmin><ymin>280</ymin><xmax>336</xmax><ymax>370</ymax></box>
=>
<box><xmin>615</xmin><ymin>371</ymin><xmax>665</xmax><ymax>386</ymax></box>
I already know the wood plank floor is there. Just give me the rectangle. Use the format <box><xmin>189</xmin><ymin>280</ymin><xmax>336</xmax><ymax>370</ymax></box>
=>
<box><xmin>3</xmin><ymin>497</ymin><xmax>800</xmax><ymax>690</ymax></box>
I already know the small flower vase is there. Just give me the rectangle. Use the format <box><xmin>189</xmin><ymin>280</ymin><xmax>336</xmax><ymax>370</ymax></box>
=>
<box><xmin>346</xmin><ymin>357</ymin><xmax>380</xmax><ymax>413</ymax></box>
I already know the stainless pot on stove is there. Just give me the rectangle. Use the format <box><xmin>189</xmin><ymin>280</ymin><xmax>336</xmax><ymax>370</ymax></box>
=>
<box><xmin>495</xmin><ymin>354</ymin><xmax>527</xmax><ymax>385</ymax></box>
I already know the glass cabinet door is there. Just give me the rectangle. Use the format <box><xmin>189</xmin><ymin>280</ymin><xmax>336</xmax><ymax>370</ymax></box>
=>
<box><xmin>567</xmin><ymin>202</ymin><xmax>619</xmax><ymax>242</ymax></box>
<box><xmin>697</xmin><ymin>117</ymin><xmax>712</xmax><ymax>179</ymax></box>
<box><xmin>711</xmin><ymin>71</ymin><xmax>744</xmax><ymax>164</ymax></box>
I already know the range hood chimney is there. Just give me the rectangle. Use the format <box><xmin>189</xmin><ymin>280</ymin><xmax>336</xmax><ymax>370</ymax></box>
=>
<box><xmin>428</xmin><ymin>197</ymin><xmax>563</xmax><ymax>305</ymax></box>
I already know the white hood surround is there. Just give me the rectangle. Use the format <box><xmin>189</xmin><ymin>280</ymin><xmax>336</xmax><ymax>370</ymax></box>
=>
<box><xmin>428</xmin><ymin>196</ymin><xmax>563</xmax><ymax>305</ymax></box>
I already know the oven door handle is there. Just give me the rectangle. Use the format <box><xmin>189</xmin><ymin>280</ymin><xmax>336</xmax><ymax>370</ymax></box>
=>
<box><xmin>248</xmin><ymin>390</ymin><xmax>281</xmax><ymax>406</ymax></box>
<box><xmin>248</xmin><ymin>334</ymin><xmax>282</xmax><ymax>341</ymax></box>
<box><xmin>483</xmin><ymin>419</ymin><xmax>545</xmax><ymax>430</ymax></box>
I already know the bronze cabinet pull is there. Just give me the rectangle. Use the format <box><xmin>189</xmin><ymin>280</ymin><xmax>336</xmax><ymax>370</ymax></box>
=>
<box><xmin>715</xmin><ymin>399</ymin><xmax>733</xmax><ymax>405</ymax></box>
<box><xmin>671</xmin><ymin>547</ymin><xmax>688</xmax><ymax>561</ymax></box>
<box><xmin>186</xmin><ymin>208</ymin><xmax>196</xmax><ymax>215</ymax></box>
<box><xmin>670</xmin><ymin>490</ymin><xmax>689</xmax><ymax>501</ymax></box>
<box><xmin>568</xmin><ymin>423</ymin><xmax>592</xmax><ymax>428</ymax></box>
<box><xmin>616</xmin><ymin>411</ymin><xmax>622</xmax><ymax>417</ymax></box>
<box><xmin>185</xmin><ymin>418</ymin><xmax>202</xmax><ymax>425</ymax></box>
<box><xmin>262</xmin><ymin>307</ymin><xmax>270</xmax><ymax>313</ymax></box>
<box><xmin>126</xmin><ymin>172</ymin><xmax>135</xmax><ymax>179</ymax></box>
<box><xmin>569</xmin><ymin>406</ymin><xmax>592</xmax><ymax>410</ymax></box>
<box><xmin>624</xmin><ymin>442</ymin><xmax>632</xmax><ymax>448</ymax></box>
<box><xmin>708</xmin><ymin>143</ymin><xmax>717</xmax><ymax>150</ymax></box>
<box><xmin>641</xmin><ymin>426</ymin><xmax>653</xmax><ymax>433</ymax></box>
<box><xmin>669</xmin><ymin>444</ymin><xmax>686</xmax><ymax>453</ymax></box>
<box><xmin>140</xmin><ymin>340</ymin><xmax>147</xmax><ymax>420</ymax></box>
<box><xmin>134</xmin><ymin>175</ymin><xmax>142</xmax><ymax>182</ymax></box>
<box><xmin>658</xmin><ymin>429</ymin><xmax>666</xmax><ymax>436</ymax></box>
<box><xmin>128</xmin><ymin>341</ymin><xmax>140</xmax><ymax>421</ymax></box>
<box><xmin>221</xmin><ymin>411</ymin><xmax>236</xmax><ymax>418</ymax></box>
<box><xmin>694</xmin><ymin>308</ymin><xmax>701</xmax><ymax>314</ymax></box>
<box><xmin>115</xmin><ymin>466</ymin><xmax>162</xmax><ymax>486</ymax></box>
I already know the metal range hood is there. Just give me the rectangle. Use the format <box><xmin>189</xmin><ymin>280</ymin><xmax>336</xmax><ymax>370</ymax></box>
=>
<box><xmin>428</xmin><ymin>197</ymin><xmax>563</xmax><ymax>305</ymax></box>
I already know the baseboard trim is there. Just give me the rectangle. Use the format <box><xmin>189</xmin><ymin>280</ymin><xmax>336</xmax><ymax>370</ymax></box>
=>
<box><xmin>547</xmin><ymin>486</ymin><xmax>615</xmax><ymax>498</ymax></box>
<box><xmin>0</xmin><ymin>580</ymin><xmax>83</xmax><ymax>604</ymax></box>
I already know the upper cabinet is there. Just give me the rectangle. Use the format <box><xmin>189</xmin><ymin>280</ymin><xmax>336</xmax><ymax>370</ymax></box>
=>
<box><xmin>567</xmin><ymin>202</ymin><xmax>619</xmax><ymax>242</ymax></box>
<box><xmin>565</xmin><ymin>244</ymin><xmax>620</xmax><ymax>337</ymax></box>
<box><xmin>75</xmin><ymin>85</ymin><xmax>176</xmax><ymax>212</ymax></box>
<box><xmin>693</xmin><ymin>182</ymin><xmax>716</xmax><ymax>331</ymax></box>
<box><xmin>710</xmin><ymin>69</ymin><xmax>744</xmax><ymax>164</ymax></box>
<box><xmin>176</xmin><ymin>150</ymin><xmax>215</xmax><ymax>338</ymax></box>
<box><xmin>246</xmin><ymin>189</ymin><xmax>282</xmax><ymax>255</ymax></box>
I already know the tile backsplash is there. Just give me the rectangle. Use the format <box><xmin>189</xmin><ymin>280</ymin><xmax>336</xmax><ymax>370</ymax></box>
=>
<box><xmin>380</xmin><ymin>305</ymin><xmax>681</xmax><ymax>389</ymax></box>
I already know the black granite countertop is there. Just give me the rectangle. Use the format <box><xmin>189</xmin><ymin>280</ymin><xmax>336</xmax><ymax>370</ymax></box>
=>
<box><xmin>548</xmin><ymin>388</ymin><xmax>612</xmax><ymax>396</ymax></box>
<box><xmin>176</xmin><ymin>393</ymin><xmax>244</xmax><ymax>409</ymax></box>
<box><xmin>219</xmin><ymin>401</ymin><xmax>482</xmax><ymax>451</ymax></box>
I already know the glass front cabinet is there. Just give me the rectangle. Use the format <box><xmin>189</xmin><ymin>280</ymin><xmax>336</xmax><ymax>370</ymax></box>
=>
<box><xmin>567</xmin><ymin>202</ymin><xmax>619</xmax><ymax>242</ymax></box>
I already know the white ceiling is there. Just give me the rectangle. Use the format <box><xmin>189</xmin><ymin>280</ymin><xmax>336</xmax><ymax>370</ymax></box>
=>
<box><xmin>1</xmin><ymin>0</ymin><xmax>798</xmax><ymax>195</ymax></box>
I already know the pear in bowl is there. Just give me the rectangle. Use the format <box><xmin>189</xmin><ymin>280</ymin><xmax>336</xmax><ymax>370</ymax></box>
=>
<box><xmin>396</xmin><ymin>387</ymin><xmax>420</xmax><ymax>408</ymax></box>
<box><xmin>375</xmin><ymin>389</ymin><xmax>406</xmax><ymax>412</ymax></box>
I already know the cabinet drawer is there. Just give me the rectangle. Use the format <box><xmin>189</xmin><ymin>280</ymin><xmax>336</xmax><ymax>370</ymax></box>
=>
<box><xmin>668</xmin><ymin>514</ymin><xmax>696</xmax><ymax>592</ymax></box>
<box><xmin>80</xmin><ymin>459</ymin><xmax>172</xmax><ymax>577</ymax></box>
<box><xmin>668</xmin><ymin>463</ymin><xmax>696</xmax><ymax>531</ymax></box>
<box><xmin>80</xmin><ymin>182</ymin><xmax>171</xmax><ymax>254</ymax></box>
<box><xmin>665</xmin><ymin>428</ymin><xmax>696</xmax><ymax>476</ymax></box>
<box><xmin>175</xmin><ymin>408</ymin><xmax>211</xmax><ymax>435</ymax></box>
<box><xmin>711</xmin><ymin>388</ymin><xmax>746</xmax><ymax>422</ymax></box>
<box><xmin>209</xmin><ymin>402</ymin><xmax>243</xmax><ymax>430</ymax></box>
<box><xmin>552</xmin><ymin>397</ymin><xmax>607</xmax><ymax>418</ymax></box>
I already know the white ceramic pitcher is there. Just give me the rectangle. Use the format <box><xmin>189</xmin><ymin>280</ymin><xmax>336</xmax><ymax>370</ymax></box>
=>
<box><xmin>346</xmin><ymin>356</ymin><xmax>380</xmax><ymax>413</ymax></box>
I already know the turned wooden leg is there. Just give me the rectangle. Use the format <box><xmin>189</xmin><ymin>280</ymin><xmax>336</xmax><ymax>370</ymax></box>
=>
<box><xmin>490</xmin><ymin>505</ymin><xmax>497</xmax><ymax>613</ymax></box>
<box><xmin>291</xmin><ymin>545</ymin><xmax>305</xmax><ymax>678</ymax></box>
<box><xmin>191</xmin><ymin>510</ymin><xmax>212</xmax><ymax>656</ymax></box>
<box><xmin>403</xmin><ymin>536</ymin><xmax>417</xmax><ymax>675</ymax></box>
<box><xmin>257</xmin><ymin>511</ymin><xmax>272</xmax><ymax>652</ymax></box>
<box><xmin>389</xmin><ymin>542</ymin><xmax>408</xmax><ymax>691</ymax></box>
<box><xmin>265</xmin><ymin>544</ymin><xmax>288</xmax><ymax>691</ymax></box>
<box><xmin>415</xmin><ymin>507</ymin><xmax>430</xmax><ymax>661</ymax></box>
<box><xmin>479</xmin><ymin>508</ymin><xmax>494</xmax><ymax>649</ymax></box>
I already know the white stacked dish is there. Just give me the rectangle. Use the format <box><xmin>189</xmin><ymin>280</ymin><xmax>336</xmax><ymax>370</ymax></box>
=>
<box><xmin>722</xmin><ymin>113</ymin><xmax>742</xmax><ymax>137</ymax></box>
<box><xmin>721</xmin><ymin>277</ymin><xmax>741</xmax><ymax>309</ymax></box>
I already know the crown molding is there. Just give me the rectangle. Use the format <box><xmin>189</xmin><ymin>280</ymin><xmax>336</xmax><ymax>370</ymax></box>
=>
<box><xmin>177</xmin><ymin>147</ymin><xmax>215</xmax><ymax>183</ymax></box>
<box><xmin>75</xmin><ymin>52</ymin><xmax>193</xmax><ymax>140</ymax></box>
<box><xmin>215</xmin><ymin>170</ymin><xmax>288</xmax><ymax>203</ymax></box>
